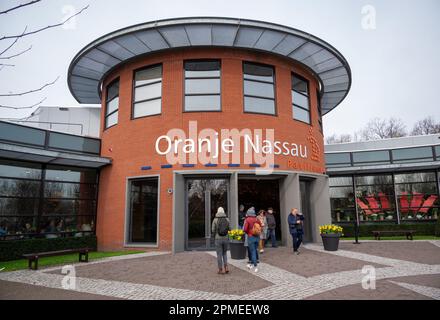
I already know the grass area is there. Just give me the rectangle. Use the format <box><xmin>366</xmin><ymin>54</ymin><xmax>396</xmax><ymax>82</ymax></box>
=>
<box><xmin>0</xmin><ymin>250</ymin><xmax>144</xmax><ymax>273</ymax></box>
<box><xmin>342</xmin><ymin>235</ymin><xmax>439</xmax><ymax>241</ymax></box>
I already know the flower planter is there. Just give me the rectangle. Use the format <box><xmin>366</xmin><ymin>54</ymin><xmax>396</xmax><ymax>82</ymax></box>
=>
<box><xmin>229</xmin><ymin>240</ymin><xmax>246</xmax><ymax>259</ymax></box>
<box><xmin>321</xmin><ymin>233</ymin><xmax>340</xmax><ymax>251</ymax></box>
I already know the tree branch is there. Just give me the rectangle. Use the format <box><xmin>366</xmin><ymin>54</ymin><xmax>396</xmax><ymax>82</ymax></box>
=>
<box><xmin>0</xmin><ymin>45</ymin><xmax>32</xmax><ymax>60</ymax></box>
<box><xmin>0</xmin><ymin>97</ymin><xmax>46</xmax><ymax>109</ymax></box>
<box><xmin>0</xmin><ymin>5</ymin><xmax>89</xmax><ymax>41</ymax></box>
<box><xmin>0</xmin><ymin>0</ymin><xmax>41</xmax><ymax>15</ymax></box>
<box><xmin>0</xmin><ymin>27</ymin><xmax>27</xmax><ymax>57</ymax></box>
<box><xmin>0</xmin><ymin>76</ymin><xmax>59</xmax><ymax>97</ymax></box>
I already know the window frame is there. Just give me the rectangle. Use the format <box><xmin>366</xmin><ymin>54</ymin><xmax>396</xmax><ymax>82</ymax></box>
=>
<box><xmin>104</xmin><ymin>78</ymin><xmax>120</xmax><ymax>130</ymax></box>
<box><xmin>242</xmin><ymin>61</ymin><xmax>277</xmax><ymax>116</ymax></box>
<box><xmin>292</xmin><ymin>73</ymin><xmax>311</xmax><ymax>124</ymax></box>
<box><xmin>183</xmin><ymin>59</ymin><xmax>222</xmax><ymax>113</ymax></box>
<box><xmin>131</xmin><ymin>63</ymin><xmax>163</xmax><ymax>120</ymax></box>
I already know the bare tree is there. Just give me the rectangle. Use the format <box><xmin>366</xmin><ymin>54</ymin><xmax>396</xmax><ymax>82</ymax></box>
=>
<box><xmin>361</xmin><ymin>117</ymin><xmax>407</xmax><ymax>141</ymax></box>
<box><xmin>411</xmin><ymin>116</ymin><xmax>440</xmax><ymax>135</ymax></box>
<box><xmin>325</xmin><ymin>133</ymin><xmax>353</xmax><ymax>145</ymax></box>
<box><xmin>0</xmin><ymin>1</ymin><xmax>88</xmax><ymax>110</ymax></box>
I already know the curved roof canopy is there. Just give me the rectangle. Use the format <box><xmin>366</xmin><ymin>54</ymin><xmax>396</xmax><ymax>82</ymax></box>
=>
<box><xmin>68</xmin><ymin>17</ymin><xmax>351</xmax><ymax>114</ymax></box>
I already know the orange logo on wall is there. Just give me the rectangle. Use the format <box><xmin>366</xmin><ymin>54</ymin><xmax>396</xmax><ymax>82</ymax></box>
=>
<box><xmin>307</xmin><ymin>127</ymin><xmax>320</xmax><ymax>162</ymax></box>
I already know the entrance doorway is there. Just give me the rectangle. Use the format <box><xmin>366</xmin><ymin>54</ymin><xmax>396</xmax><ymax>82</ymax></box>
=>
<box><xmin>186</xmin><ymin>178</ymin><xmax>229</xmax><ymax>250</ymax></box>
<box><xmin>238</xmin><ymin>178</ymin><xmax>281</xmax><ymax>241</ymax></box>
<box><xmin>300</xmin><ymin>179</ymin><xmax>313</xmax><ymax>243</ymax></box>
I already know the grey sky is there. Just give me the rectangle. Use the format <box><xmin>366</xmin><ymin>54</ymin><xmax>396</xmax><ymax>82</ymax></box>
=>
<box><xmin>0</xmin><ymin>0</ymin><xmax>439</xmax><ymax>137</ymax></box>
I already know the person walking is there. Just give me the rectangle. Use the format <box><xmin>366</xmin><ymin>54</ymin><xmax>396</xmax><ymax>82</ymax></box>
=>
<box><xmin>257</xmin><ymin>210</ymin><xmax>267</xmax><ymax>253</ymax></box>
<box><xmin>211</xmin><ymin>207</ymin><xmax>230</xmax><ymax>274</ymax></box>
<box><xmin>288</xmin><ymin>208</ymin><xmax>303</xmax><ymax>255</ymax></box>
<box><xmin>243</xmin><ymin>208</ymin><xmax>261</xmax><ymax>272</ymax></box>
<box><xmin>265</xmin><ymin>207</ymin><xmax>277</xmax><ymax>248</ymax></box>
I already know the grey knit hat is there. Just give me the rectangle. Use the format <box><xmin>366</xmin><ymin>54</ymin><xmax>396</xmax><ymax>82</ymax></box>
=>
<box><xmin>246</xmin><ymin>208</ymin><xmax>256</xmax><ymax>217</ymax></box>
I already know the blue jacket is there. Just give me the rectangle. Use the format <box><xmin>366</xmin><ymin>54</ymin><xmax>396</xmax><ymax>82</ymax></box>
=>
<box><xmin>288</xmin><ymin>214</ymin><xmax>304</xmax><ymax>234</ymax></box>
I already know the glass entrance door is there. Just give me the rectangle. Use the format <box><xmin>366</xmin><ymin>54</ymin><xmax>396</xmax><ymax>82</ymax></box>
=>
<box><xmin>186</xmin><ymin>178</ymin><xmax>228</xmax><ymax>250</ymax></box>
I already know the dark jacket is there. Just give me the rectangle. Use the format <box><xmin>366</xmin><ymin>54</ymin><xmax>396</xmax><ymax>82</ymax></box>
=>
<box><xmin>288</xmin><ymin>214</ymin><xmax>303</xmax><ymax>234</ymax></box>
<box><xmin>238</xmin><ymin>210</ymin><xmax>245</xmax><ymax>226</ymax></box>
<box><xmin>266</xmin><ymin>213</ymin><xmax>276</xmax><ymax>230</ymax></box>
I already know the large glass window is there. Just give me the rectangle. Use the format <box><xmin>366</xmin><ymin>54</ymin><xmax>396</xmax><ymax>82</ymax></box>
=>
<box><xmin>355</xmin><ymin>174</ymin><xmax>396</xmax><ymax>222</ymax></box>
<box><xmin>329</xmin><ymin>176</ymin><xmax>355</xmax><ymax>223</ymax></box>
<box><xmin>184</xmin><ymin>60</ymin><xmax>221</xmax><ymax>111</ymax></box>
<box><xmin>127</xmin><ymin>177</ymin><xmax>158</xmax><ymax>244</ymax></box>
<box><xmin>292</xmin><ymin>74</ymin><xmax>310</xmax><ymax>124</ymax></box>
<box><xmin>325</xmin><ymin>152</ymin><xmax>351</xmax><ymax>167</ymax></box>
<box><xmin>316</xmin><ymin>89</ymin><xmax>322</xmax><ymax>131</ymax></box>
<box><xmin>352</xmin><ymin>150</ymin><xmax>391</xmax><ymax>166</ymax></box>
<box><xmin>0</xmin><ymin>161</ymin><xmax>98</xmax><ymax>240</ymax></box>
<box><xmin>394</xmin><ymin>172</ymin><xmax>439</xmax><ymax>221</ymax></box>
<box><xmin>105</xmin><ymin>79</ymin><xmax>119</xmax><ymax>129</ymax></box>
<box><xmin>243</xmin><ymin>62</ymin><xmax>275</xmax><ymax>115</ymax></box>
<box><xmin>392</xmin><ymin>147</ymin><xmax>434</xmax><ymax>163</ymax></box>
<box><xmin>133</xmin><ymin>65</ymin><xmax>162</xmax><ymax>118</ymax></box>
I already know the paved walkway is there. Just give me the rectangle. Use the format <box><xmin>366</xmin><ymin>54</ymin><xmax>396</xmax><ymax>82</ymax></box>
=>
<box><xmin>0</xmin><ymin>241</ymin><xmax>439</xmax><ymax>300</ymax></box>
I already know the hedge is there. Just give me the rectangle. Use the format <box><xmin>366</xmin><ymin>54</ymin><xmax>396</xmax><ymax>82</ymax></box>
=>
<box><xmin>0</xmin><ymin>235</ymin><xmax>97</xmax><ymax>261</ymax></box>
<box><xmin>340</xmin><ymin>222</ymin><xmax>436</xmax><ymax>237</ymax></box>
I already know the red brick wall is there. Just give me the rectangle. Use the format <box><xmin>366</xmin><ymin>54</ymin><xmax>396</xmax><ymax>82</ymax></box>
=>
<box><xmin>97</xmin><ymin>47</ymin><xmax>325</xmax><ymax>251</ymax></box>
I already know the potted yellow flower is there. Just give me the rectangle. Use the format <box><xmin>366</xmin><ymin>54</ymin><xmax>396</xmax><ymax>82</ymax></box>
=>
<box><xmin>228</xmin><ymin>229</ymin><xmax>246</xmax><ymax>259</ymax></box>
<box><xmin>319</xmin><ymin>224</ymin><xmax>343</xmax><ymax>251</ymax></box>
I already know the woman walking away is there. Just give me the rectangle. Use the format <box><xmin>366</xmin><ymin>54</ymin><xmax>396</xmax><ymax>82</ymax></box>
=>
<box><xmin>243</xmin><ymin>208</ymin><xmax>261</xmax><ymax>272</ymax></box>
<box><xmin>211</xmin><ymin>207</ymin><xmax>230</xmax><ymax>274</ymax></box>
<box><xmin>257</xmin><ymin>210</ymin><xmax>267</xmax><ymax>253</ymax></box>
<box><xmin>288</xmin><ymin>208</ymin><xmax>303</xmax><ymax>255</ymax></box>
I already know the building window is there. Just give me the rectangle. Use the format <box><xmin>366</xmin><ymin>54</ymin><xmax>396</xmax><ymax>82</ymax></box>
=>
<box><xmin>325</xmin><ymin>152</ymin><xmax>351</xmax><ymax>168</ymax></box>
<box><xmin>292</xmin><ymin>74</ymin><xmax>310</xmax><ymax>124</ymax></box>
<box><xmin>394</xmin><ymin>172</ymin><xmax>439</xmax><ymax>221</ymax></box>
<box><xmin>184</xmin><ymin>60</ymin><xmax>221</xmax><ymax>111</ymax></box>
<box><xmin>127</xmin><ymin>177</ymin><xmax>158</xmax><ymax>244</ymax></box>
<box><xmin>329</xmin><ymin>176</ymin><xmax>355</xmax><ymax>223</ymax></box>
<box><xmin>105</xmin><ymin>79</ymin><xmax>119</xmax><ymax>129</ymax></box>
<box><xmin>133</xmin><ymin>65</ymin><xmax>162</xmax><ymax>118</ymax></box>
<box><xmin>0</xmin><ymin>160</ymin><xmax>98</xmax><ymax>240</ymax></box>
<box><xmin>392</xmin><ymin>146</ymin><xmax>434</xmax><ymax>163</ymax></box>
<box><xmin>243</xmin><ymin>62</ymin><xmax>275</xmax><ymax>115</ymax></box>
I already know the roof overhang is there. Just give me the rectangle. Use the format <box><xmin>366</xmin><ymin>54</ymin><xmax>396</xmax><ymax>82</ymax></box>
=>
<box><xmin>67</xmin><ymin>17</ymin><xmax>351</xmax><ymax>115</ymax></box>
<box><xmin>0</xmin><ymin>142</ymin><xmax>111</xmax><ymax>168</ymax></box>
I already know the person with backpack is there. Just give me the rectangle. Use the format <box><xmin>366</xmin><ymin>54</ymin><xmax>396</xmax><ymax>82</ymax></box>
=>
<box><xmin>265</xmin><ymin>207</ymin><xmax>277</xmax><ymax>248</ymax></box>
<box><xmin>243</xmin><ymin>208</ymin><xmax>261</xmax><ymax>272</ymax></box>
<box><xmin>288</xmin><ymin>208</ymin><xmax>304</xmax><ymax>255</ymax></box>
<box><xmin>257</xmin><ymin>210</ymin><xmax>268</xmax><ymax>254</ymax></box>
<box><xmin>211</xmin><ymin>207</ymin><xmax>230</xmax><ymax>274</ymax></box>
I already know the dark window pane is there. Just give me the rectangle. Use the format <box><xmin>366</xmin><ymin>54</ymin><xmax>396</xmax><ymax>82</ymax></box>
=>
<box><xmin>43</xmin><ymin>199</ymin><xmax>96</xmax><ymax>216</ymax></box>
<box><xmin>0</xmin><ymin>121</ymin><xmax>46</xmax><ymax>146</ymax></box>
<box><xmin>292</xmin><ymin>75</ymin><xmax>308</xmax><ymax>95</ymax></box>
<box><xmin>128</xmin><ymin>178</ymin><xmax>158</xmax><ymax>244</ymax></box>
<box><xmin>0</xmin><ymin>197</ymin><xmax>39</xmax><ymax>216</ymax></box>
<box><xmin>355</xmin><ymin>175</ymin><xmax>393</xmax><ymax>185</ymax></box>
<box><xmin>133</xmin><ymin>99</ymin><xmax>161</xmax><ymax>118</ymax></box>
<box><xmin>293</xmin><ymin>106</ymin><xmax>310</xmax><ymax>123</ymax></box>
<box><xmin>39</xmin><ymin>215</ymin><xmax>95</xmax><ymax>235</ymax></box>
<box><xmin>353</xmin><ymin>150</ymin><xmax>390</xmax><ymax>163</ymax></box>
<box><xmin>0</xmin><ymin>178</ymin><xmax>41</xmax><ymax>197</ymax></box>
<box><xmin>325</xmin><ymin>153</ymin><xmax>350</xmax><ymax>164</ymax></box>
<box><xmin>435</xmin><ymin>146</ymin><xmax>440</xmax><ymax>159</ymax></box>
<box><xmin>185</xmin><ymin>78</ymin><xmax>220</xmax><ymax>94</ymax></box>
<box><xmin>48</xmin><ymin>132</ymin><xmax>100</xmax><ymax>154</ymax></box>
<box><xmin>135</xmin><ymin>65</ymin><xmax>162</xmax><ymax>86</ymax></box>
<box><xmin>107</xmin><ymin>80</ymin><xmax>119</xmax><ymax>101</ymax></box>
<box><xmin>0</xmin><ymin>216</ymin><xmax>38</xmax><ymax>236</ymax></box>
<box><xmin>0</xmin><ymin>159</ymin><xmax>42</xmax><ymax>179</ymax></box>
<box><xmin>185</xmin><ymin>61</ymin><xmax>220</xmax><ymax>78</ymax></box>
<box><xmin>185</xmin><ymin>95</ymin><xmax>221</xmax><ymax>111</ymax></box>
<box><xmin>244</xmin><ymin>97</ymin><xmax>275</xmax><ymax>115</ymax></box>
<box><xmin>44</xmin><ymin>182</ymin><xmax>96</xmax><ymax>199</ymax></box>
<box><xmin>392</xmin><ymin>147</ymin><xmax>433</xmax><ymax>161</ymax></box>
<box><xmin>244</xmin><ymin>80</ymin><xmax>274</xmax><ymax>98</ymax></box>
<box><xmin>243</xmin><ymin>63</ymin><xmax>274</xmax><ymax>82</ymax></box>
<box><xmin>45</xmin><ymin>166</ymin><xmax>97</xmax><ymax>183</ymax></box>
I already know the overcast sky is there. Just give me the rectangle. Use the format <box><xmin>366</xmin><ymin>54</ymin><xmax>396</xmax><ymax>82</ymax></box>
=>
<box><xmin>0</xmin><ymin>0</ymin><xmax>439</xmax><ymax>137</ymax></box>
